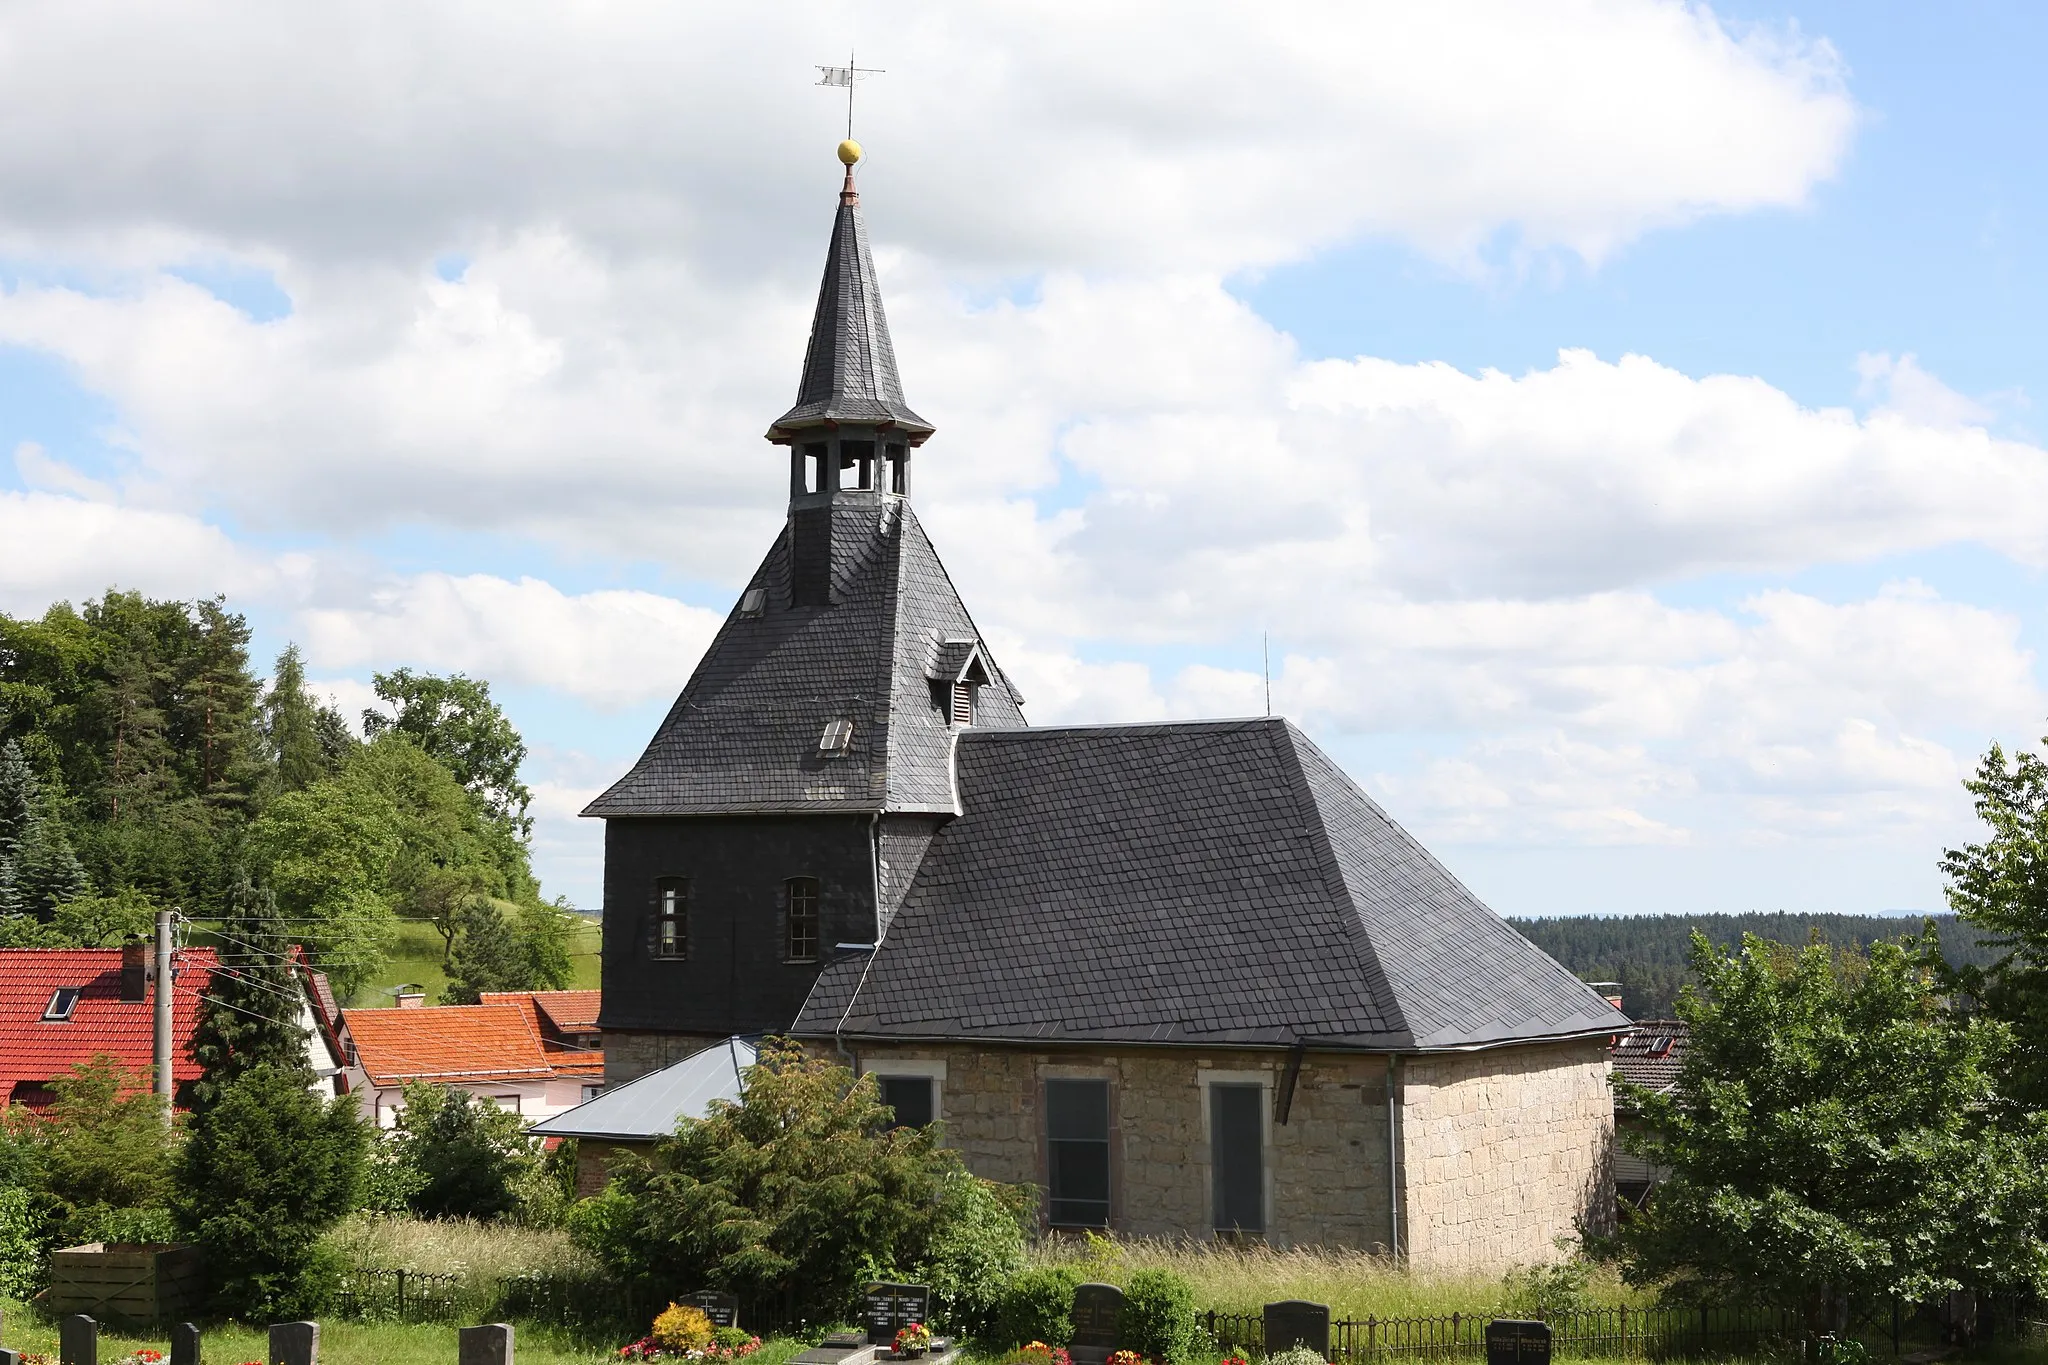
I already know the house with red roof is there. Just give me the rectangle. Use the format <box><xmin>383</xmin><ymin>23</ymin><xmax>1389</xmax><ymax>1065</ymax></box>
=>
<box><xmin>0</xmin><ymin>944</ymin><xmax>344</xmax><ymax>1109</ymax></box>
<box><xmin>479</xmin><ymin>989</ymin><xmax>602</xmax><ymax>1051</ymax></box>
<box><xmin>339</xmin><ymin>999</ymin><xmax>605</xmax><ymax>1127</ymax></box>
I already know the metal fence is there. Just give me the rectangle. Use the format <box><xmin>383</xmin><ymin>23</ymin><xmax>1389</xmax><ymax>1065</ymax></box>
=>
<box><xmin>336</xmin><ymin>1266</ymin><xmax>800</xmax><ymax>1339</ymax></box>
<box><xmin>1200</xmin><ymin>1305</ymin><xmax>1801</xmax><ymax>1361</ymax></box>
<box><xmin>335</xmin><ymin>1266</ymin><xmax>463</xmax><ymax>1322</ymax></box>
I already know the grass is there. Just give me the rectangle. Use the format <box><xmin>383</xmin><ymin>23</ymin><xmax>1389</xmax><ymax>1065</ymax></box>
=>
<box><xmin>0</xmin><ymin>1304</ymin><xmax>819</xmax><ymax>1365</ymax></box>
<box><xmin>349</xmin><ymin>917</ymin><xmax>602</xmax><ymax>1007</ymax></box>
<box><xmin>323</xmin><ymin>1212</ymin><xmax>602</xmax><ymax>1283</ymax></box>
<box><xmin>1023</xmin><ymin>1237</ymin><xmax>1654</xmax><ymax>1321</ymax></box>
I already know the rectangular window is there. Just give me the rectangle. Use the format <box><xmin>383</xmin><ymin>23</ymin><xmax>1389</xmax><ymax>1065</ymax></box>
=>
<box><xmin>488</xmin><ymin>1093</ymin><xmax>523</xmax><ymax>1114</ymax></box>
<box><xmin>950</xmin><ymin>681</ymin><xmax>975</xmax><ymax>726</ymax></box>
<box><xmin>42</xmin><ymin>988</ymin><xmax>80</xmax><ymax>1022</ymax></box>
<box><xmin>1210</xmin><ymin>1083</ymin><xmax>1265</xmax><ymax>1232</ymax></box>
<box><xmin>786</xmin><ymin>877</ymin><xmax>821</xmax><ymax>962</ymax></box>
<box><xmin>878</xmin><ymin>1075</ymin><xmax>934</xmax><ymax>1129</ymax></box>
<box><xmin>803</xmin><ymin>442</ymin><xmax>828</xmax><ymax>493</ymax></box>
<box><xmin>1045</xmin><ymin>1078</ymin><xmax>1111</xmax><ymax>1228</ymax></box>
<box><xmin>886</xmin><ymin>445</ymin><xmax>908</xmax><ymax>495</ymax></box>
<box><xmin>653</xmin><ymin>877</ymin><xmax>688</xmax><ymax>959</ymax></box>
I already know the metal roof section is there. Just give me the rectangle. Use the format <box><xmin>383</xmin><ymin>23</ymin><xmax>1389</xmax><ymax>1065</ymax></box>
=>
<box><xmin>767</xmin><ymin>166</ymin><xmax>934</xmax><ymax>443</ymax></box>
<box><xmin>792</xmin><ymin>718</ymin><xmax>1627</xmax><ymax>1053</ymax></box>
<box><xmin>530</xmin><ymin>1036</ymin><xmax>757</xmax><ymax>1142</ymax></box>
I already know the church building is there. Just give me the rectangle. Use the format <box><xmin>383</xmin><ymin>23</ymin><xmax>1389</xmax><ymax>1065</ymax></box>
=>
<box><xmin>586</xmin><ymin>143</ymin><xmax>1622</xmax><ymax>1269</ymax></box>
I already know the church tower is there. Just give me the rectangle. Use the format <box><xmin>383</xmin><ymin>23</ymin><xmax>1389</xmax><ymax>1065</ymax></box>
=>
<box><xmin>586</xmin><ymin>143</ymin><xmax>1026</xmax><ymax>1083</ymax></box>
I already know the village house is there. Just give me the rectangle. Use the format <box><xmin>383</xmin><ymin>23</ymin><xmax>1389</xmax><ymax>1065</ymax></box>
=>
<box><xmin>1610</xmin><ymin>1019</ymin><xmax>1689</xmax><ymax>1208</ymax></box>
<box><xmin>580</xmin><ymin>145</ymin><xmax>1626</xmax><ymax>1268</ymax></box>
<box><xmin>339</xmin><ymin>991</ymin><xmax>605</xmax><ymax>1127</ymax></box>
<box><xmin>0</xmin><ymin>944</ymin><xmax>345</xmax><ymax>1108</ymax></box>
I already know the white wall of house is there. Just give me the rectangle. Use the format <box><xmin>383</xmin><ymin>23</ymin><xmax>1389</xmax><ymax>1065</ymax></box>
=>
<box><xmin>346</xmin><ymin>1071</ymin><xmax>600</xmax><ymax>1129</ymax></box>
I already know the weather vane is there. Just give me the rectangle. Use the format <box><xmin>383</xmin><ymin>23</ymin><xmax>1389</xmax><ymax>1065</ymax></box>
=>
<box><xmin>816</xmin><ymin>52</ymin><xmax>885</xmax><ymax>142</ymax></box>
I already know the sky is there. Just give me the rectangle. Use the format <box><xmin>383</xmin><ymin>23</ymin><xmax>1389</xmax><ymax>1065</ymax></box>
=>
<box><xmin>2</xmin><ymin>1</ymin><xmax>2045</xmax><ymax>919</ymax></box>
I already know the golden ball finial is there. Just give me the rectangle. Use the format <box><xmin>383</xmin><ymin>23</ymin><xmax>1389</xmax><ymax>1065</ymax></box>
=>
<box><xmin>837</xmin><ymin>139</ymin><xmax>863</xmax><ymax>166</ymax></box>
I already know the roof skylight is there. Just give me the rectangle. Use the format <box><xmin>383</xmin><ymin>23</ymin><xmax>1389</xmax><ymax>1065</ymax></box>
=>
<box><xmin>42</xmin><ymin>988</ymin><xmax>80</xmax><ymax>1022</ymax></box>
<box><xmin>819</xmin><ymin>719</ymin><xmax>855</xmax><ymax>756</ymax></box>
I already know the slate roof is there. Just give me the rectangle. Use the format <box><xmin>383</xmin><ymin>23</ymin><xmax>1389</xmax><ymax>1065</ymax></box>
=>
<box><xmin>341</xmin><ymin>1004</ymin><xmax>605</xmax><ymax>1087</ymax></box>
<box><xmin>530</xmin><ymin>1036</ymin><xmax>756</xmax><ymax>1142</ymax></box>
<box><xmin>583</xmin><ymin>503</ymin><xmax>1025</xmax><ymax>817</ymax></box>
<box><xmin>0</xmin><ymin>948</ymin><xmax>218</xmax><ymax>1105</ymax></box>
<box><xmin>768</xmin><ymin>170</ymin><xmax>933</xmax><ymax>442</ymax></box>
<box><xmin>1612</xmin><ymin>1020</ymin><xmax>1688</xmax><ymax>1095</ymax></box>
<box><xmin>793</xmin><ymin>718</ymin><xmax>1627</xmax><ymax>1052</ymax></box>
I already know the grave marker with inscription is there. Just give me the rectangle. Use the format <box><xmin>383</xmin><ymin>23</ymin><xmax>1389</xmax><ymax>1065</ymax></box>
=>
<box><xmin>686</xmin><ymin>1291</ymin><xmax>741</xmax><ymax>1330</ymax></box>
<box><xmin>269</xmin><ymin>1321</ymin><xmax>319</xmax><ymax>1365</ymax></box>
<box><xmin>1069</xmin><ymin>1283</ymin><xmax>1125</xmax><ymax>1365</ymax></box>
<box><xmin>1485</xmin><ymin>1320</ymin><xmax>1551</xmax><ymax>1365</ymax></box>
<box><xmin>862</xmin><ymin>1282</ymin><xmax>931</xmax><ymax>1347</ymax></box>
<box><xmin>459</xmin><ymin>1323</ymin><xmax>514</xmax><ymax>1365</ymax></box>
<box><xmin>1264</xmin><ymin>1301</ymin><xmax>1331</xmax><ymax>1359</ymax></box>
<box><xmin>170</xmin><ymin>1323</ymin><xmax>201</xmax><ymax>1365</ymax></box>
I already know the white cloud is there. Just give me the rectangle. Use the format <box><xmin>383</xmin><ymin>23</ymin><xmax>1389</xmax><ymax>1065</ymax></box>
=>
<box><xmin>0</xmin><ymin>489</ymin><xmax>298</xmax><ymax>615</ymax></box>
<box><xmin>297</xmin><ymin>572</ymin><xmax>725</xmax><ymax>709</ymax></box>
<box><xmin>0</xmin><ymin>2</ymin><xmax>1852</xmax><ymax>273</ymax></box>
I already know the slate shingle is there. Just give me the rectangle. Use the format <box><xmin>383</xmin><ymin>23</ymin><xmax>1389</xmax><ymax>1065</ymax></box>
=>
<box><xmin>792</xmin><ymin>718</ymin><xmax>1626</xmax><ymax>1051</ymax></box>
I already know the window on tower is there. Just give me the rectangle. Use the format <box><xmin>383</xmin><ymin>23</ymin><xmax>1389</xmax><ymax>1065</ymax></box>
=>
<box><xmin>886</xmin><ymin>444</ymin><xmax>908</xmax><ymax>495</ymax></box>
<box><xmin>786</xmin><ymin>877</ymin><xmax>820</xmax><ymax>962</ymax></box>
<box><xmin>803</xmin><ymin>443</ymin><xmax>828</xmax><ymax>494</ymax></box>
<box><xmin>951</xmin><ymin>681</ymin><xmax>976</xmax><ymax>726</ymax></box>
<box><xmin>652</xmin><ymin>877</ymin><xmax>688</xmax><ymax>959</ymax></box>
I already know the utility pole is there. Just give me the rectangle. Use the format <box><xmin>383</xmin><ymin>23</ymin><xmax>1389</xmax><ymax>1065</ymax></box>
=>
<box><xmin>154</xmin><ymin>904</ymin><xmax>175</xmax><ymax>1120</ymax></box>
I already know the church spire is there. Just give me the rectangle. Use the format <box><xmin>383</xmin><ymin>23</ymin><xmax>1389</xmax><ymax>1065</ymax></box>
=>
<box><xmin>767</xmin><ymin>141</ymin><xmax>935</xmax><ymax>446</ymax></box>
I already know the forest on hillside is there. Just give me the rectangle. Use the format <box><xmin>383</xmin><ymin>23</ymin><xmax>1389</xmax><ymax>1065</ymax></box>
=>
<box><xmin>0</xmin><ymin>590</ymin><xmax>574</xmax><ymax>1003</ymax></box>
<box><xmin>1511</xmin><ymin>911</ymin><xmax>2003</xmax><ymax>1019</ymax></box>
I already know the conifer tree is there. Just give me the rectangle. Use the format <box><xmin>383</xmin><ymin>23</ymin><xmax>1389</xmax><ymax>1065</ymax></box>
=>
<box><xmin>187</xmin><ymin>875</ymin><xmax>311</xmax><ymax>1112</ymax></box>
<box><xmin>0</xmin><ymin>738</ymin><xmax>33</xmax><ymax>917</ymax></box>
<box><xmin>0</xmin><ymin>741</ymin><xmax>88</xmax><ymax>918</ymax></box>
<box><xmin>176</xmin><ymin>599</ymin><xmax>263</xmax><ymax>810</ymax></box>
<box><xmin>263</xmin><ymin>645</ymin><xmax>328</xmax><ymax>795</ymax></box>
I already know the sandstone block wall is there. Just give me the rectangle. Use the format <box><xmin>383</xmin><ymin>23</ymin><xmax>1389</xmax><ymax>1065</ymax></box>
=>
<box><xmin>602</xmin><ymin>1028</ymin><xmax>728</xmax><ymax>1087</ymax></box>
<box><xmin>852</xmin><ymin>1042</ymin><xmax>1399</xmax><ymax>1249</ymax></box>
<box><xmin>1397</xmin><ymin>1039</ymin><xmax>1615</xmax><ymax>1271</ymax></box>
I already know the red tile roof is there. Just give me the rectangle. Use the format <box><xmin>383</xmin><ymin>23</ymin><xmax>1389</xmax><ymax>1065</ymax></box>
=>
<box><xmin>1612</xmin><ymin>1019</ymin><xmax>1689</xmax><ymax>1095</ymax></box>
<box><xmin>0</xmin><ymin>948</ymin><xmax>219</xmax><ymax>1106</ymax></box>
<box><xmin>342</xmin><ymin>1003</ymin><xmax>603</xmax><ymax>1087</ymax></box>
<box><xmin>480</xmin><ymin>989</ymin><xmax>603</xmax><ymax>1039</ymax></box>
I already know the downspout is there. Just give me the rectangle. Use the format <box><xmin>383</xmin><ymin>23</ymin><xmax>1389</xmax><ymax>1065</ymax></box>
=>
<box><xmin>1386</xmin><ymin>1054</ymin><xmax>1403</xmax><ymax>1259</ymax></box>
<box><xmin>836</xmin><ymin>811</ymin><xmax>884</xmax><ymax>1070</ymax></box>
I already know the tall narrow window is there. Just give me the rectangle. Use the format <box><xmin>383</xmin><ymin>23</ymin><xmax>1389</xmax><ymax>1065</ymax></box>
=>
<box><xmin>1045</xmin><ymin>1078</ymin><xmax>1112</xmax><ymax>1227</ymax></box>
<box><xmin>950</xmin><ymin>681</ymin><xmax>975</xmax><ymax>726</ymax></box>
<box><xmin>886</xmin><ymin>444</ymin><xmax>908</xmax><ymax>495</ymax></box>
<box><xmin>652</xmin><ymin>877</ymin><xmax>687</xmax><ymax>960</ymax></box>
<box><xmin>878</xmin><ymin>1075</ymin><xmax>935</xmax><ymax>1129</ymax></box>
<box><xmin>802</xmin><ymin>442</ymin><xmax>828</xmax><ymax>494</ymax></box>
<box><xmin>1210</xmin><ymin>1083</ymin><xmax>1265</xmax><ymax>1233</ymax></box>
<box><xmin>786</xmin><ymin>877</ymin><xmax>820</xmax><ymax>962</ymax></box>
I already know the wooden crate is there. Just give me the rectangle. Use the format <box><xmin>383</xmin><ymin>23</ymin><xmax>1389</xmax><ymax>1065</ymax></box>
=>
<box><xmin>46</xmin><ymin>1242</ymin><xmax>205</xmax><ymax>1325</ymax></box>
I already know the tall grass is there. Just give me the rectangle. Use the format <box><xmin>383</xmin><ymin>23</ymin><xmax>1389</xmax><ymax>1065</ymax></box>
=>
<box><xmin>324</xmin><ymin>1212</ymin><xmax>602</xmax><ymax>1284</ymax></box>
<box><xmin>1025</xmin><ymin>1237</ymin><xmax>1651</xmax><ymax>1321</ymax></box>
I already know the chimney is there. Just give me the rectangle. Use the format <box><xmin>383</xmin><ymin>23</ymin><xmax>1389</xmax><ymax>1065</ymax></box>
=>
<box><xmin>120</xmin><ymin>937</ymin><xmax>149</xmax><ymax>1003</ymax></box>
<box><xmin>396</xmin><ymin>990</ymin><xmax>425</xmax><ymax>1010</ymax></box>
<box><xmin>1588</xmin><ymin>980</ymin><xmax>1625</xmax><ymax>1011</ymax></box>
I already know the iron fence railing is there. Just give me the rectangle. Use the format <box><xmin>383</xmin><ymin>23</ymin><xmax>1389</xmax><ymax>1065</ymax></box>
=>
<box><xmin>335</xmin><ymin>1266</ymin><xmax>463</xmax><ymax>1322</ymax></box>
<box><xmin>1200</xmin><ymin>1305</ymin><xmax>1802</xmax><ymax>1361</ymax></box>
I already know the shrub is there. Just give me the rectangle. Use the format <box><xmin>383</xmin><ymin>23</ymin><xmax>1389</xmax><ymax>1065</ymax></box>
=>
<box><xmin>711</xmin><ymin>1326</ymin><xmax>754</xmax><ymax>1350</ymax></box>
<box><xmin>998</xmin><ymin>1347</ymin><xmax>1071</xmax><ymax>1365</ymax></box>
<box><xmin>652</xmin><ymin>1303</ymin><xmax>715</xmax><ymax>1353</ymax></box>
<box><xmin>996</xmin><ymin>1266</ymin><xmax>1081</xmax><ymax>1348</ymax></box>
<box><xmin>173</xmin><ymin>1064</ymin><xmax>368</xmax><ymax>1318</ymax></box>
<box><xmin>912</xmin><ymin>1172</ymin><xmax>1028</xmax><ymax>1335</ymax></box>
<box><xmin>1120</xmin><ymin>1268</ymin><xmax>1197</xmax><ymax>1363</ymax></box>
<box><xmin>387</xmin><ymin>1081</ymin><xmax>539</xmax><ymax>1220</ymax></box>
<box><xmin>0</xmin><ymin>1183</ymin><xmax>43</xmax><ymax>1299</ymax></box>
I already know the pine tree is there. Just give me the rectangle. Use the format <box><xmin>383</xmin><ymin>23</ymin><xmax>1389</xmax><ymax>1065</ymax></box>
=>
<box><xmin>187</xmin><ymin>875</ymin><xmax>311</xmax><ymax>1112</ymax></box>
<box><xmin>176</xmin><ymin>599</ymin><xmax>263</xmax><ymax>811</ymax></box>
<box><xmin>263</xmin><ymin>645</ymin><xmax>328</xmax><ymax>796</ymax></box>
<box><xmin>14</xmin><ymin>801</ymin><xmax>89</xmax><ymax>917</ymax></box>
<box><xmin>0</xmin><ymin>738</ymin><xmax>33</xmax><ymax>917</ymax></box>
<box><xmin>440</xmin><ymin>898</ymin><xmax>531</xmax><ymax>1003</ymax></box>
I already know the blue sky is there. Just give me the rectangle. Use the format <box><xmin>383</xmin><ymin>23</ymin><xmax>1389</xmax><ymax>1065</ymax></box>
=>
<box><xmin>2</xmin><ymin>2</ymin><xmax>2044</xmax><ymax>918</ymax></box>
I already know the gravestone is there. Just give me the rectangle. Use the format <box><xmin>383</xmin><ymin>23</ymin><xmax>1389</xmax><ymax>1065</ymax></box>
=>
<box><xmin>60</xmin><ymin>1314</ymin><xmax>96</xmax><ymax>1365</ymax></box>
<box><xmin>459</xmin><ymin>1323</ymin><xmax>514</xmax><ymax>1365</ymax></box>
<box><xmin>0</xmin><ymin>1348</ymin><xmax>20</xmax><ymax>1365</ymax></box>
<box><xmin>1485</xmin><ymin>1320</ymin><xmax>1552</xmax><ymax>1365</ymax></box>
<box><xmin>171</xmin><ymin>1323</ymin><xmax>201</xmax><ymax>1365</ymax></box>
<box><xmin>269</xmin><ymin>1320</ymin><xmax>319</xmax><ymax>1365</ymax></box>
<box><xmin>862</xmin><ymin>1282</ymin><xmax>931</xmax><ymax>1348</ymax></box>
<box><xmin>1264</xmin><ymin>1301</ymin><xmax>1331</xmax><ymax>1359</ymax></box>
<box><xmin>1069</xmin><ymin>1283</ymin><xmax>1126</xmax><ymax>1365</ymax></box>
<box><xmin>686</xmin><ymin>1291</ymin><xmax>741</xmax><ymax>1330</ymax></box>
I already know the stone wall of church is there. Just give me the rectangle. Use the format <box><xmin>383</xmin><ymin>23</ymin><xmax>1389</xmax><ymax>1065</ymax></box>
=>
<box><xmin>851</xmin><ymin>1042</ymin><xmax>1398</xmax><ymax>1250</ymax></box>
<box><xmin>1397</xmin><ymin>1039</ymin><xmax>1615</xmax><ymax>1270</ymax></box>
<box><xmin>602</xmin><ymin>1028</ymin><xmax>730</xmax><ymax>1087</ymax></box>
<box><xmin>848</xmin><ymin>1038</ymin><xmax>1612</xmax><ymax>1266</ymax></box>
